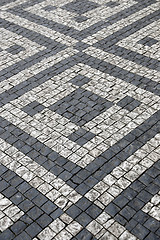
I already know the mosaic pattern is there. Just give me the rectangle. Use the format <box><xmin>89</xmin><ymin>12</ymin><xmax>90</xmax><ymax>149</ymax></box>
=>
<box><xmin>0</xmin><ymin>0</ymin><xmax>159</xmax><ymax>239</ymax></box>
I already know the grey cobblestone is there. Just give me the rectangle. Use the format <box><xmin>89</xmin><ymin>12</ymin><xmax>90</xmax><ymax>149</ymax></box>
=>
<box><xmin>0</xmin><ymin>0</ymin><xmax>160</xmax><ymax>239</ymax></box>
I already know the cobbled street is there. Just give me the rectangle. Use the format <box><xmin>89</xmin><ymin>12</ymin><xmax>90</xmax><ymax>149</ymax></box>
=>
<box><xmin>0</xmin><ymin>0</ymin><xmax>160</xmax><ymax>239</ymax></box>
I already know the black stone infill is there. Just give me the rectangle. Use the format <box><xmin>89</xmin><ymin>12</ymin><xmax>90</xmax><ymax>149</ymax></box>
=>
<box><xmin>138</xmin><ymin>36</ymin><xmax>159</xmax><ymax>47</ymax></box>
<box><xmin>0</xmin><ymin>161</ymin><xmax>159</xmax><ymax>239</ymax></box>
<box><xmin>105</xmin><ymin>45</ymin><xmax>160</xmax><ymax>71</ymax></box>
<box><xmin>0</xmin><ymin>165</ymin><xmax>63</xmax><ymax>240</ymax></box>
<box><xmin>61</xmin><ymin>0</ymin><xmax>99</xmax><ymax>15</ymax></box>
<box><xmin>0</xmin><ymin>19</ymin><xmax>67</xmax><ymax>82</ymax></box>
<box><xmin>0</xmin><ymin>55</ymin><xmax>78</xmax><ymax>107</ymax></box>
<box><xmin>0</xmin><ymin>165</ymin><xmax>100</xmax><ymax>240</ymax></box>
<box><xmin>93</xmin><ymin>10</ymin><xmax>160</xmax><ymax>71</ymax></box>
<box><xmin>105</xmin><ymin>160</ymin><xmax>160</xmax><ymax>240</ymax></box>
<box><xmin>81</xmin><ymin>53</ymin><xmax>160</xmax><ymax>96</ymax></box>
<box><xmin>80</xmin><ymin>0</ymin><xmax>156</xmax><ymax>39</ymax></box>
<box><xmin>49</xmin><ymin>88</ymin><xmax>113</xmax><ymax>126</ymax></box>
<box><xmin>0</xmin><ymin>48</ymin><xmax>64</xmax><ymax>82</ymax></box>
<box><xmin>7</xmin><ymin>8</ymin><xmax>80</xmax><ymax>40</ymax></box>
<box><xmin>0</xmin><ymin>0</ymin><xmax>16</xmax><ymax>6</ymax></box>
<box><xmin>71</xmin><ymin>229</ymin><xmax>98</xmax><ymax>240</ymax></box>
<box><xmin>0</xmin><ymin>51</ymin><xmax>159</xmax><ymax>110</ymax></box>
<box><xmin>94</xmin><ymin>9</ymin><xmax>160</xmax><ymax>49</ymax></box>
<box><xmin>6</xmin><ymin>0</ymin><xmax>156</xmax><ymax>41</ymax></box>
<box><xmin>0</xmin><ymin>19</ymin><xmax>66</xmax><ymax>50</ymax></box>
<box><xmin>105</xmin><ymin>0</ymin><xmax>157</xmax><ymax>23</ymax></box>
<box><xmin>0</xmin><ymin>0</ymin><xmax>45</xmax><ymax>7</ymax></box>
<box><xmin>10</xmin><ymin>0</ymin><xmax>45</xmax><ymax>9</ymax></box>
<box><xmin>0</xmin><ymin>109</ymin><xmax>159</xmax><ymax>194</ymax></box>
<box><xmin>74</xmin><ymin>110</ymin><xmax>160</xmax><ymax>189</ymax></box>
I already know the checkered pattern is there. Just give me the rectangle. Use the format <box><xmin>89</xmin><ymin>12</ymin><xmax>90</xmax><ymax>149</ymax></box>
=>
<box><xmin>0</xmin><ymin>0</ymin><xmax>160</xmax><ymax>239</ymax></box>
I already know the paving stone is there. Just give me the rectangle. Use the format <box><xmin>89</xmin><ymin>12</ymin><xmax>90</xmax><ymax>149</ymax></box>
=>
<box><xmin>105</xmin><ymin>202</ymin><xmax>121</xmax><ymax>217</ymax></box>
<box><xmin>66</xmin><ymin>205</ymin><xmax>82</xmax><ymax>219</ymax></box>
<box><xmin>27</xmin><ymin>206</ymin><xmax>43</xmax><ymax>220</ymax></box>
<box><xmin>144</xmin><ymin>232</ymin><xmax>160</xmax><ymax>240</ymax></box>
<box><xmin>74</xmin><ymin>16</ymin><xmax>88</xmax><ymax>23</ymax></box>
<box><xmin>22</xmin><ymin>101</ymin><xmax>45</xmax><ymax>117</ymax></box>
<box><xmin>11</xmin><ymin>221</ymin><xmax>26</xmax><ymax>235</ymax></box>
<box><xmin>106</xmin><ymin>1</ymin><xmax>120</xmax><ymax>8</ymax></box>
<box><xmin>0</xmin><ymin>0</ymin><xmax>159</xmax><ymax>239</ymax></box>
<box><xmin>76</xmin><ymin>229</ymin><xmax>95</xmax><ymax>240</ymax></box>
<box><xmin>120</xmin><ymin>206</ymin><xmax>136</xmax><ymax>221</ymax></box>
<box><xmin>86</xmin><ymin>204</ymin><xmax>102</xmax><ymax>219</ymax></box>
<box><xmin>43</xmin><ymin>5</ymin><xmax>57</xmax><ymax>12</ymax></box>
<box><xmin>76</xmin><ymin>212</ymin><xmax>92</xmax><ymax>227</ymax></box>
<box><xmin>62</xmin><ymin>0</ymin><xmax>99</xmax><ymax>14</ymax></box>
<box><xmin>49</xmin><ymin>88</ymin><xmax>113</xmax><ymax>126</ymax></box>
<box><xmin>0</xmin><ymin>229</ymin><xmax>15</xmax><ymax>240</ymax></box>
<box><xmin>76</xmin><ymin>197</ymin><xmax>92</xmax><ymax>211</ymax></box>
<box><xmin>24</xmin><ymin>189</ymin><xmax>39</xmax><ymax>200</ymax></box>
<box><xmin>68</xmin><ymin>128</ymin><xmax>95</xmax><ymax>146</ymax></box>
<box><xmin>14</xmin><ymin>231</ymin><xmax>31</xmax><ymax>240</ymax></box>
<box><xmin>50</xmin><ymin>208</ymin><xmax>63</xmax><ymax>220</ymax></box>
<box><xmin>19</xmin><ymin>200</ymin><xmax>34</xmax><ymax>212</ymax></box>
<box><xmin>32</xmin><ymin>195</ymin><xmax>48</xmax><ymax>207</ymax></box>
<box><xmin>25</xmin><ymin>222</ymin><xmax>42</xmax><ymax>238</ymax></box>
<box><xmin>6</xmin><ymin>44</ymin><xmax>25</xmax><ymax>55</ymax></box>
<box><xmin>36</xmin><ymin>214</ymin><xmax>52</xmax><ymax>228</ymax></box>
<box><xmin>41</xmin><ymin>201</ymin><xmax>57</xmax><ymax>214</ymax></box>
<box><xmin>131</xmin><ymin>223</ymin><xmax>150</xmax><ymax>239</ymax></box>
<box><xmin>138</xmin><ymin>36</ymin><xmax>159</xmax><ymax>46</ymax></box>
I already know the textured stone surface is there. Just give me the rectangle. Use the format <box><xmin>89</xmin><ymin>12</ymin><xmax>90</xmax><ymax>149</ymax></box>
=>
<box><xmin>0</xmin><ymin>0</ymin><xmax>159</xmax><ymax>239</ymax></box>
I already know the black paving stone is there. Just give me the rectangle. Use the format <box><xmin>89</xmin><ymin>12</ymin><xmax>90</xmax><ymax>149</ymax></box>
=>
<box><xmin>27</xmin><ymin>206</ymin><xmax>43</xmax><ymax>220</ymax></box>
<box><xmin>106</xmin><ymin>1</ymin><xmax>120</xmax><ymax>8</ymax></box>
<box><xmin>76</xmin><ymin>197</ymin><xmax>92</xmax><ymax>211</ymax></box>
<box><xmin>36</xmin><ymin>214</ymin><xmax>52</xmax><ymax>228</ymax></box>
<box><xmin>50</xmin><ymin>208</ymin><xmax>63</xmax><ymax>220</ymax></box>
<box><xmin>2</xmin><ymin>186</ymin><xmax>17</xmax><ymax>198</ymax></box>
<box><xmin>133</xmin><ymin>211</ymin><xmax>150</xmax><ymax>225</ymax></box>
<box><xmin>76</xmin><ymin>212</ymin><xmax>92</xmax><ymax>227</ymax></box>
<box><xmin>11</xmin><ymin>221</ymin><xmax>26</xmax><ymax>235</ymax></box>
<box><xmin>105</xmin><ymin>202</ymin><xmax>121</xmax><ymax>217</ymax></box>
<box><xmin>144</xmin><ymin>217</ymin><xmax>160</xmax><ymax>232</ymax></box>
<box><xmin>49</xmin><ymin>88</ymin><xmax>113</xmax><ymax>126</ymax></box>
<box><xmin>19</xmin><ymin>199</ymin><xmax>34</xmax><ymax>212</ymax></box>
<box><xmin>0</xmin><ymin>1</ymin><xmax>159</xmax><ymax>239</ymax></box>
<box><xmin>10</xmin><ymin>192</ymin><xmax>25</xmax><ymax>205</ymax></box>
<box><xmin>43</xmin><ymin>5</ymin><xmax>57</xmax><ymax>12</ymax></box>
<box><xmin>14</xmin><ymin>231</ymin><xmax>31</xmax><ymax>240</ymax></box>
<box><xmin>32</xmin><ymin>194</ymin><xmax>48</xmax><ymax>207</ymax></box>
<box><xmin>74</xmin><ymin>16</ymin><xmax>88</xmax><ymax>23</ymax></box>
<box><xmin>131</xmin><ymin>223</ymin><xmax>150</xmax><ymax>239</ymax></box>
<box><xmin>145</xmin><ymin>233</ymin><xmax>160</xmax><ymax>240</ymax></box>
<box><xmin>76</xmin><ymin>229</ymin><xmax>95</xmax><ymax>240</ymax></box>
<box><xmin>24</xmin><ymin>188</ymin><xmax>39</xmax><ymax>200</ymax></box>
<box><xmin>25</xmin><ymin>222</ymin><xmax>42</xmax><ymax>238</ymax></box>
<box><xmin>61</xmin><ymin>0</ymin><xmax>99</xmax><ymax>14</ymax></box>
<box><xmin>0</xmin><ymin>180</ymin><xmax>9</xmax><ymax>191</ymax></box>
<box><xmin>41</xmin><ymin>201</ymin><xmax>57</xmax><ymax>214</ymax></box>
<box><xmin>6</xmin><ymin>44</ymin><xmax>25</xmax><ymax>55</ymax></box>
<box><xmin>120</xmin><ymin>206</ymin><xmax>136</xmax><ymax>221</ymax></box>
<box><xmin>0</xmin><ymin>229</ymin><xmax>15</xmax><ymax>240</ymax></box>
<box><xmin>66</xmin><ymin>205</ymin><xmax>82</xmax><ymax>218</ymax></box>
<box><xmin>17</xmin><ymin>182</ymin><xmax>31</xmax><ymax>194</ymax></box>
<box><xmin>138</xmin><ymin>36</ymin><xmax>158</xmax><ymax>46</ymax></box>
<box><xmin>86</xmin><ymin>204</ymin><xmax>102</xmax><ymax>219</ymax></box>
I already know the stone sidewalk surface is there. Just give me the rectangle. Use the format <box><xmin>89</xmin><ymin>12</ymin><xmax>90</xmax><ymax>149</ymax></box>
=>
<box><xmin>0</xmin><ymin>0</ymin><xmax>160</xmax><ymax>239</ymax></box>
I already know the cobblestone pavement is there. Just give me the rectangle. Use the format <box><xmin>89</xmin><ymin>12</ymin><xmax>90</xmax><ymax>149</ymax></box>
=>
<box><xmin>0</xmin><ymin>0</ymin><xmax>160</xmax><ymax>239</ymax></box>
